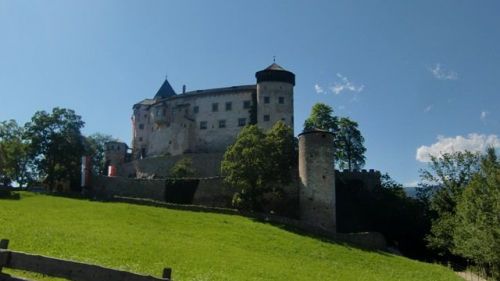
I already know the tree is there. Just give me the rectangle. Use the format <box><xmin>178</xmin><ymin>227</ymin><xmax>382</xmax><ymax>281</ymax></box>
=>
<box><xmin>418</xmin><ymin>151</ymin><xmax>481</xmax><ymax>256</ymax></box>
<box><xmin>169</xmin><ymin>157</ymin><xmax>196</xmax><ymax>178</ymax></box>
<box><xmin>221</xmin><ymin>122</ymin><xmax>296</xmax><ymax>211</ymax></box>
<box><xmin>303</xmin><ymin>103</ymin><xmax>366</xmax><ymax>171</ymax></box>
<box><xmin>303</xmin><ymin>103</ymin><xmax>338</xmax><ymax>133</ymax></box>
<box><xmin>336</xmin><ymin>117</ymin><xmax>366</xmax><ymax>171</ymax></box>
<box><xmin>24</xmin><ymin>108</ymin><xmax>85</xmax><ymax>190</ymax></box>
<box><xmin>453</xmin><ymin>148</ymin><xmax>500</xmax><ymax>279</ymax></box>
<box><xmin>84</xmin><ymin>133</ymin><xmax>118</xmax><ymax>175</ymax></box>
<box><xmin>0</xmin><ymin>120</ymin><xmax>30</xmax><ymax>187</ymax></box>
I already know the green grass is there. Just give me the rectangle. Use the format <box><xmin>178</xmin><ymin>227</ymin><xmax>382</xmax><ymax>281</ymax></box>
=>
<box><xmin>0</xmin><ymin>192</ymin><xmax>461</xmax><ymax>281</ymax></box>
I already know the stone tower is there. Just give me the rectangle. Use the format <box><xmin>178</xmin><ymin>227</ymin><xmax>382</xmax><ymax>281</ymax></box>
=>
<box><xmin>298</xmin><ymin>130</ymin><xmax>336</xmax><ymax>232</ymax></box>
<box><xmin>255</xmin><ymin>63</ymin><xmax>295</xmax><ymax>133</ymax></box>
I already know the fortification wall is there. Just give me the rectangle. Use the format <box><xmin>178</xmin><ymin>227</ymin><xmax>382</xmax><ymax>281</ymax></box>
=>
<box><xmin>92</xmin><ymin>175</ymin><xmax>236</xmax><ymax>208</ymax></box>
<box><xmin>337</xmin><ymin>169</ymin><xmax>381</xmax><ymax>191</ymax></box>
<box><xmin>117</xmin><ymin>152</ymin><xmax>224</xmax><ymax>178</ymax></box>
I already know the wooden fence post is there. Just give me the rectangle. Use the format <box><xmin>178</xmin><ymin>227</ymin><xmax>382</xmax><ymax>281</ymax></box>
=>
<box><xmin>0</xmin><ymin>239</ymin><xmax>10</xmax><ymax>272</ymax></box>
<box><xmin>162</xmin><ymin>267</ymin><xmax>171</xmax><ymax>280</ymax></box>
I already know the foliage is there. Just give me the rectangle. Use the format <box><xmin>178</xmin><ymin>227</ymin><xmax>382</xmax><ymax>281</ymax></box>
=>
<box><xmin>453</xmin><ymin>148</ymin><xmax>500</xmax><ymax>279</ymax></box>
<box><xmin>336</xmin><ymin>117</ymin><xmax>366</xmax><ymax>171</ymax></box>
<box><xmin>24</xmin><ymin>108</ymin><xmax>85</xmax><ymax>190</ymax></box>
<box><xmin>418</xmin><ymin>151</ymin><xmax>481</xmax><ymax>256</ymax></box>
<box><xmin>169</xmin><ymin>157</ymin><xmax>196</xmax><ymax>178</ymax></box>
<box><xmin>303</xmin><ymin>103</ymin><xmax>338</xmax><ymax>133</ymax></box>
<box><xmin>303</xmin><ymin>103</ymin><xmax>366</xmax><ymax>171</ymax></box>
<box><xmin>0</xmin><ymin>120</ymin><xmax>30</xmax><ymax>187</ymax></box>
<box><xmin>221</xmin><ymin>122</ymin><xmax>295</xmax><ymax>211</ymax></box>
<box><xmin>337</xmin><ymin>173</ymin><xmax>431</xmax><ymax>259</ymax></box>
<box><xmin>0</xmin><ymin>193</ymin><xmax>462</xmax><ymax>281</ymax></box>
<box><xmin>84</xmin><ymin>133</ymin><xmax>118</xmax><ymax>175</ymax></box>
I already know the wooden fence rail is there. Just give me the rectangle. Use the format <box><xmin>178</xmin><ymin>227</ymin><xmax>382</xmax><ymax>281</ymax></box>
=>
<box><xmin>0</xmin><ymin>239</ymin><xmax>171</xmax><ymax>281</ymax></box>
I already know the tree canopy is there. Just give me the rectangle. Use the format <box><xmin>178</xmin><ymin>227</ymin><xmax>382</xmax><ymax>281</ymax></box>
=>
<box><xmin>24</xmin><ymin>107</ymin><xmax>85</xmax><ymax>190</ymax></box>
<box><xmin>221</xmin><ymin>122</ymin><xmax>296</xmax><ymax>211</ymax></box>
<box><xmin>303</xmin><ymin>103</ymin><xmax>366</xmax><ymax>171</ymax></box>
<box><xmin>418</xmin><ymin>150</ymin><xmax>481</xmax><ymax>256</ymax></box>
<box><xmin>453</xmin><ymin>148</ymin><xmax>500</xmax><ymax>278</ymax></box>
<box><xmin>0</xmin><ymin>120</ymin><xmax>30</xmax><ymax>187</ymax></box>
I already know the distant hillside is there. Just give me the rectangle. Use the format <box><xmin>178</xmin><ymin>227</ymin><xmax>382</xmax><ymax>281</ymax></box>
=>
<box><xmin>0</xmin><ymin>193</ymin><xmax>461</xmax><ymax>281</ymax></box>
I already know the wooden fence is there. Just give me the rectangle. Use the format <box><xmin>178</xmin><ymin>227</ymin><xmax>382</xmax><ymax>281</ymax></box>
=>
<box><xmin>0</xmin><ymin>239</ymin><xmax>171</xmax><ymax>281</ymax></box>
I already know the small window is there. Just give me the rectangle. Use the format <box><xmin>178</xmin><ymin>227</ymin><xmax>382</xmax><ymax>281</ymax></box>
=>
<box><xmin>225</xmin><ymin>102</ymin><xmax>232</xmax><ymax>111</ymax></box>
<box><xmin>264</xmin><ymin>96</ymin><xmax>270</xmax><ymax>104</ymax></box>
<box><xmin>281</xmin><ymin>118</ymin><xmax>286</xmax><ymax>121</ymax></box>
<box><xmin>278</xmin><ymin>97</ymin><xmax>284</xmax><ymax>104</ymax></box>
<box><xmin>238</xmin><ymin>118</ymin><xmax>246</xmax><ymax>127</ymax></box>
<box><xmin>139</xmin><ymin>137</ymin><xmax>143</xmax><ymax>142</ymax></box>
<box><xmin>219</xmin><ymin>120</ymin><xmax>226</xmax><ymax>128</ymax></box>
<box><xmin>117</xmin><ymin>146</ymin><xmax>120</xmax><ymax>151</ymax></box>
<box><xmin>200</xmin><ymin>121</ymin><xmax>207</xmax><ymax>130</ymax></box>
<box><xmin>139</xmin><ymin>124</ymin><xmax>144</xmax><ymax>130</ymax></box>
<box><xmin>193</xmin><ymin>106</ymin><xmax>199</xmax><ymax>113</ymax></box>
<box><xmin>212</xmin><ymin>103</ymin><xmax>219</xmax><ymax>112</ymax></box>
<box><xmin>264</xmin><ymin>115</ymin><xmax>270</xmax><ymax>122</ymax></box>
<box><xmin>243</xmin><ymin>100</ymin><xmax>251</xmax><ymax>109</ymax></box>
<box><xmin>162</xmin><ymin>108</ymin><xmax>166</xmax><ymax>116</ymax></box>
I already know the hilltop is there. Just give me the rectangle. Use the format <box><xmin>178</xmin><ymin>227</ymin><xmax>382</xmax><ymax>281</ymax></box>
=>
<box><xmin>0</xmin><ymin>193</ymin><xmax>461</xmax><ymax>281</ymax></box>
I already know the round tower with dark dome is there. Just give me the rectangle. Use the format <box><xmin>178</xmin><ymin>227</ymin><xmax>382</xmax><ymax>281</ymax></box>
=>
<box><xmin>255</xmin><ymin>63</ymin><xmax>295</xmax><ymax>133</ymax></box>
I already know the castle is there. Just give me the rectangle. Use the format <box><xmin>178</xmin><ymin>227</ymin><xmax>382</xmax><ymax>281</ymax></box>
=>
<box><xmin>130</xmin><ymin>63</ymin><xmax>295</xmax><ymax>160</ymax></box>
<box><xmin>101</xmin><ymin>63</ymin><xmax>382</xmax><ymax>235</ymax></box>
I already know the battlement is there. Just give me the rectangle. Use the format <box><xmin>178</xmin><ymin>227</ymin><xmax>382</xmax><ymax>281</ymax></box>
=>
<box><xmin>336</xmin><ymin>169</ymin><xmax>381</xmax><ymax>191</ymax></box>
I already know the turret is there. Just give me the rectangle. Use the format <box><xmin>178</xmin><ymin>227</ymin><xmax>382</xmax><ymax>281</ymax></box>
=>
<box><xmin>298</xmin><ymin>130</ymin><xmax>336</xmax><ymax>232</ymax></box>
<box><xmin>255</xmin><ymin>63</ymin><xmax>295</xmax><ymax>133</ymax></box>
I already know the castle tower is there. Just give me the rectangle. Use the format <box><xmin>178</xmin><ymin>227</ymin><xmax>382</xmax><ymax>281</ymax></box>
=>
<box><xmin>255</xmin><ymin>63</ymin><xmax>295</xmax><ymax>133</ymax></box>
<box><xmin>298</xmin><ymin>130</ymin><xmax>336</xmax><ymax>232</ymax></box>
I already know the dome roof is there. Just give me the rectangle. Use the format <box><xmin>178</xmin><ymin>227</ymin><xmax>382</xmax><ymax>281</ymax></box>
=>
<box><xmin>255</xmin><ymin>63</ymin><xmax>295</xmax><ymax>85</ymax></box>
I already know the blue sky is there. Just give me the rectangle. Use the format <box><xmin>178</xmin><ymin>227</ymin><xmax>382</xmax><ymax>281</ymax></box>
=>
<box><xmin>1</xmin><ymin>0</ymin><xmax>499</xmax><ymax>186</ymax></box>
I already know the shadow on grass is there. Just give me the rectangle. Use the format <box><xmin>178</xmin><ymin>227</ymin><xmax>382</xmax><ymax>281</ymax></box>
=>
<box><xmin>0</xmin><ymin>189</ymin><xmax>21</xmax><ymax>200</ymax></box>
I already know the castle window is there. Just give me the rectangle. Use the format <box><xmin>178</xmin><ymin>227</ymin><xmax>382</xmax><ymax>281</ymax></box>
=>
<box><xmin>139</xmin><ymin>124</ymin><xmax>144</xmax><ymax>130</ymax></box>
<box><xmin>238</xmin><ymin>118</ymin><xmax>246</xmax><ymax>127</ymax></box>
<box><xmin>281</xmin><ymin>118</ymin><xmax>286</xmax><ymax>122</ymax></box>
<box><xmin>225</xmin><ymin>102</ymin><xmax>232</xmax><ymax>111</ymax></box>
<box><xmin>212</xmin><ymin>103</ymin><xmax>219</xmax><ymax>112</ymax></box>
<box><xmin>243</xmin><ymin>100</ymin><xmax>251</xmax><ymax>109</ymax></box>
<box><xmin>193</xmin><ymin>106</ymin><xmax>199</xmax><ymax>113</ymax></box>
<box><xmin>200</xmin><ymin>121</ymin><xmax>207</xmax><ymax>130</ymax></box>
<box><xmin>279</xmin><ymin>97</ymin><xmax>284</xmax><ymax>104</ymax></box>
<box><xmin>264</xmin><ymin>115</ymin><xmax>270</xmax><ymax>122</ymax></box>
<box><xmin>139</xmin><ymin>137</ymin><xmax>143</xmax><ymax>142</ymax></box>
<box><xmin>264</xmin><ymin>96</ymin><xmax>270</xmax><ymax>104</ymax></box>
<box><xmin>219</xmin><ymin>120</ymin><xmax>226</xmax><ymax>128</ymax></box>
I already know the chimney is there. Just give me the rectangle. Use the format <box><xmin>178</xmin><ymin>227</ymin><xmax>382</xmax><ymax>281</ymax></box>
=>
<box><xmin>182</xmin><ymin>85</ymin><xmax>186</xmax><ymax>94</ymax></box>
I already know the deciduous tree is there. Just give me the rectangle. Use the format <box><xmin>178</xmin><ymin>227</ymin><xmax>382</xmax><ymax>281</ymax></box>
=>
<box><xmin>418</xmin><ymin>150</ymin><xmax>481</xmax><ymax>256</ymax></box>
<box><xmin>0</xmin><ymin>120</ymin><xmax>30</xmax><ymax>187</ymax></box>
<box><xmin>453</xmin><ymin>148</ymin><xmax>500</xmax><ymax>279</ymax></box>
<box><xmin>24</xmin><ymin>108</ymin><xmax>85</xmax><ymax>190</ymax></box>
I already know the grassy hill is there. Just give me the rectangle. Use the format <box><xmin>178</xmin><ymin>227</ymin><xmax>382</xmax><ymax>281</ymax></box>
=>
<box><xmin>0</xmin><ymin>193</ymin><xmax>461</xmax><ymax>281</ymax></box>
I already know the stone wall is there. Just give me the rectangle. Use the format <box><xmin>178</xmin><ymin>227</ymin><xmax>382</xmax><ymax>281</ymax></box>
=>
<box><xmin>337</xmin><ymin>169</ymin><xmax>381</xmax><ymax>191</ymax></box>
<box><xmin>298</xmin><ymin>130</ymin><xmax>336</xmax><ymax>232</ymax></box>
<box><xmin>92</xmin><ymin>175</ymin><xmax>236</xmax><ymax>208</ymax></box>
<box><xmin>117</xmin><ymin>152</ymin><xmax>224</xmax><ymax>178</ymax></box>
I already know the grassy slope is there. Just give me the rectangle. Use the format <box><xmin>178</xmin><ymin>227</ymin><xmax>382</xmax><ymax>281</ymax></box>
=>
<box><xmin>0</xmin><ymin>193</ymin><xmax>460</xmax><ymax>281</ymax></box>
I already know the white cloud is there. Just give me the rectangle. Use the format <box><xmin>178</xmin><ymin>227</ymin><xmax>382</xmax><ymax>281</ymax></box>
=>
<box><xmin>329</xmin><ymin>73</ymin><xmax>364</xmax><ymax>95</ymax></box>
<box><xmin>429</xmin><ymin>63</ymin><xmax>458</xmax><ymax>80</ymax></box>
<box><xmin>314</xmin><ymin>84</ymin><xmax>324</xmax><ymax>94</ymax></box>
<box><xmin>480</xmin><ymin>111</ymin><xmax>488</xmax><ymax>121</ymax></box>
<box><xmin>416</xmin><ymin>134</ymin><xmax>500</xmax><ymax>162</ymax></box>
<box><xmin>424</xmin><ymin>104</ymin><xmax>433</xmax><ymax>113</ymax></box>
